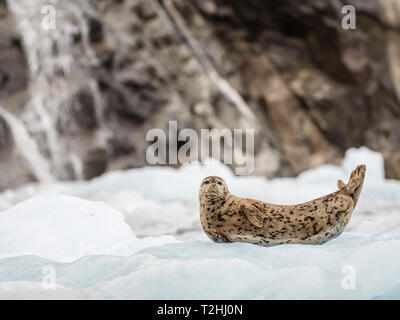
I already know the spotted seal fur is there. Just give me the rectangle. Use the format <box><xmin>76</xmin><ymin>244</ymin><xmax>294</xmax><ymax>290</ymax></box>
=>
<box><xmin>199</xmin><ymin>165</ymin><xmax>366</xmax><ymax>245</ymax></box>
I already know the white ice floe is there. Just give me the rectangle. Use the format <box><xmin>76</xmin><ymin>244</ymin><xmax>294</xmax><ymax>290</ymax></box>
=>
<box><xmin>0</xmin><ymin>195</ymin><xmax>176</xmax><ymax>262</ymax></box>
<box><xmin>0</xmin><ymin>231</ymin><xmax>400</xmax><ymax>299</ymax></box>
<box><xmin>0</xmin><ymin>147</ymin><xmax>399</xmax><ymax>299</ymax></box>
<box><xmin>0</xmin><ymin>282</ymin><xmax>89</xmax><ymax>300</ymax></box>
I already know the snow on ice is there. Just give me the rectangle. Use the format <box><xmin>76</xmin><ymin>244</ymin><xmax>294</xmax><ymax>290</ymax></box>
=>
<box><xmin>0</xmin><ymin>147</ymin><xmax>399</xmax><ymax>299</ymax></box>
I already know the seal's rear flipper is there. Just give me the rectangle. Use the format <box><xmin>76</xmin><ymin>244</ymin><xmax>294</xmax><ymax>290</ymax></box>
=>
<box><xmin>344</xmin><ymin>164</ymin><xmax>366</xmax><ymax>207</ymax></box>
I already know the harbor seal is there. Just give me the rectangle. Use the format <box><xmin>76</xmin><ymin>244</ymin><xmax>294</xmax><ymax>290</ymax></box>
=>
<box><xmin>199</xmin><ymin>164</ymin><xmax>366</xmax><ymax>245</ymax></box>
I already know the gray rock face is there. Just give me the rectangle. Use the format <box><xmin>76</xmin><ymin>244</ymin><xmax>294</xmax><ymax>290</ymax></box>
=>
<box><xmin>0</xmin><ymin>1</ymin><xmax>27</xmax><ymax>100</ymax></box>
<box><xmin>0</xmin><ymin>0</ymin><xmax>400</xmax><ymax>191</ymax></box>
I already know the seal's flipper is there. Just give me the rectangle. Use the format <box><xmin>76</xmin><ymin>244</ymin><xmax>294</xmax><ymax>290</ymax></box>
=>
<box><xmin>240</xmin><ymin>202</ymin><xmax>264</xmax><ymax>228</ymax></box>
<box><xmin>337</xmin><ymin>179</ymin><xmax>345</xmax><ymax>189</ymax></box>
<box><xmin>344</xmin><ymin>164</ymin><xmax>366</xmax><ymax>207</ymax></box>
<box><xmin>208</xmin><ymin>228</ymin><xmax>231</xmax><ymax>243</ymax></box>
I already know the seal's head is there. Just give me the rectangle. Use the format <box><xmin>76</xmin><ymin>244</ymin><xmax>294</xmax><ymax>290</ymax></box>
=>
<box><xmin>199</xmin><ymin>176</ymin><xmax>229</xmax><ymax>203</ymax></box>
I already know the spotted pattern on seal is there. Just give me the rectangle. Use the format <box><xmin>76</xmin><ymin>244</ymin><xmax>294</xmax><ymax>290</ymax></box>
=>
<box><xmin>199</xmin><ymin>165</ymin><xmax>366</xmax><ymax>246</ymax></box>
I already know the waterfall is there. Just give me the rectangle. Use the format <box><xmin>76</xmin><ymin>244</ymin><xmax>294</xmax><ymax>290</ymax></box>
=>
<box><xmin>0</xmin><ymin>107</ymin><xmax>53</xmax><ymax>182</ymax></box>
<box><xmin>3</xmin><ymin>0</ymin><xmax>102</xmax><ymax>181</ymax></box>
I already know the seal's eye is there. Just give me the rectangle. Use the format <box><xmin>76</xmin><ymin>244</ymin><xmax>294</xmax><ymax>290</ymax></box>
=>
<box><xmin>217</xmin><ymin>181</ymin><xmax>222</xmax><ymax>185</ymax></box>
<box><xmin>204</xmin><ymin>180</ymin><xmax>209</xmax><ymax>185</ymax></box>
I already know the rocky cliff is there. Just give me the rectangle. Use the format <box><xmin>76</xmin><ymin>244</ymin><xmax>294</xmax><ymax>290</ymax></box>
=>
<box><xmin>1</xmin><ymin>0</ymin><xmax>400</xmax><ymax>190</ymax></box>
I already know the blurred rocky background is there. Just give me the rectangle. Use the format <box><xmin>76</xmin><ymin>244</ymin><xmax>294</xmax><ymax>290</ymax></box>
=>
<box><xmin>1</xmin><ymin>0</ymin><xmax>400</xmax><ymax>191</ymax></box>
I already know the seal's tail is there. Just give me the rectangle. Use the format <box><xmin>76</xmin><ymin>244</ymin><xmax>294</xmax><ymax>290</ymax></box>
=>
<box><xmin>338</xmin><ymin>164</ymin><xmax>366</xmax><ymax>207</ymax></box>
